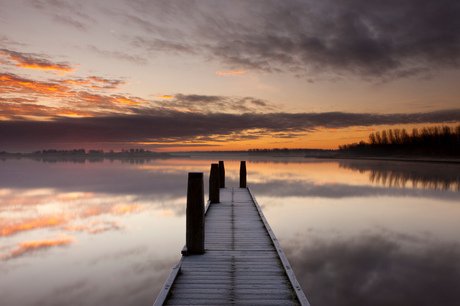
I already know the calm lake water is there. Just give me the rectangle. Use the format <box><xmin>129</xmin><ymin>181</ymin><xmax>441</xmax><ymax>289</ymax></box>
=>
<box><xmin>1</xmin><ymin>156</ymin><xmax>459</xmax><ymax>306</ymax></box>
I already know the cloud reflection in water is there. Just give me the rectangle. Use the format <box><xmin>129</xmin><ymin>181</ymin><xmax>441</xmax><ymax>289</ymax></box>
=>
<box><xmin>1</xmin><ymin>235</ymin><xmax>76</xmax><ymax>260</ymax></box>
<box><xmin>0</xmin><ymin>157</ymin><xmax>459</xmax><ymax>305</ymax></box>
<box><xmin>284</xmin><ymin>230</ymin><xmax>460</xmax><ymax>306</ymax></box>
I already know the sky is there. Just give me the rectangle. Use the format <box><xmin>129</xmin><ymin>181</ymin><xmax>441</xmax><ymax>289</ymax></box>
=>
<box><xmin>1</xmin><ymin>0</ymin><xmax>459</xmax><ymax>152</ymax></box>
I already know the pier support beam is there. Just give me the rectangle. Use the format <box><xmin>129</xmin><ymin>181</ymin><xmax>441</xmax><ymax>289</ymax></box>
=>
<box><xmin>185</xmin><ymin>172</ymin><xmax>205</xmax><ymax>255</ymax></box>
<box><xmin>209</xmin><ymin>163</ymin><xmax>220</xmax><ymax>203</ymax></box>
<box><xmin>240</xmin><ymin>161</ymin><xmax>247</xmax><ymax>188</ymax></box>
<box><xmin>218</xmin><ymin>161</ymin><xmax>225</xmax><ymax>188</ymax></box>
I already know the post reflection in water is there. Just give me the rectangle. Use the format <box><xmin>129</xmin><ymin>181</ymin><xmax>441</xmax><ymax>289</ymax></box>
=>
<box><xmin>0</xmin><ymin>157</ymin><xmax>459</xmax><ymax>305</ymax></box>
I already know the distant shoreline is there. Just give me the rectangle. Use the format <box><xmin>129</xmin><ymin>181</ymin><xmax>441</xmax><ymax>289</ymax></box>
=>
<box><xmin>0</xmin><ymin>152</ymin><xmax>173</xmax><ymax>160</ymax></box>
<box><xmin>2</xmin><ymin>151</ymin><xmax>459</xmax><ymax>164</ymax></box>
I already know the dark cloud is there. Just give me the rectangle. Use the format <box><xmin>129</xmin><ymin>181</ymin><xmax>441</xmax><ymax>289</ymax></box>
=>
<box><xmin>0</xmin><ymin>72</ymin><xmax>275</xmax><ymax>118</ymax></box>
<box><xmin>127</xmin><ymin>0</ymin><xmax>460</xmax><ymax>80</ymax></box>
<box><xmin>0</xmin><ymin>48</ymin><xmax>75</xmax><ymax>72</ymax></box>
<box><xmin>29</xmin><ymin>0</ymin><xmax>96</xmax><ymax>31</ymax></box>
<box><xmin>130</xmin><ymin>36</ymin><xmax>196</xmax><ymax>55</ymax></box>
<box><xmin>0</xmin><ymin>35</ymin><xmax>25</xmax><ymax>48</ymax></box>
<box><xmin>284</xmin><ymin>231</ymin><xmax>460</xmax><ymax>306</ymax></box>
<box><xmin>87</xmin><ymin>45</ymin><xmax>149</xmax><ymax>65</ymax></box>
<box><xmin>162</xmin><ymin>94</ymin><xmax>277</xmax><ymax>113</ymax></box>
<box><xmin>52</xmin><ymin>14</ymin><xmax>88</xmax><ymax>31</ymax></box>
<box><xmin>1</xmin><ymin>109</ymin><xmax>459</xmax><ymax>149</ymax></box>
<box><xmin>58</xmin><ymin>75</ymin><xmax>128</xmax><ymax>89</ymax></box>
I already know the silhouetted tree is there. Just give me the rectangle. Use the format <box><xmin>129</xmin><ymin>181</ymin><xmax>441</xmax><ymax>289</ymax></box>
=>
<box><xmin>339</xmin><ymin>124</ymin><xmax>460</xmax><ymax>157</ymax></box>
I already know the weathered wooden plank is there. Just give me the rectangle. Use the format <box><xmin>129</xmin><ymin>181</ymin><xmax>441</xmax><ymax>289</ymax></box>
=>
<box><xmin>157</xmin><ymin>187</ymin><xmax>308</xmax><ymax>306</ymax></box>
<box><xmin>165</xmin><ymin>299</ymin><xmax>297</xmax><ymax>306</ymax></box>
<box><xmin>165</xmin><ymin>299</ymin><xmax>232</xmax><ymax>306</ymax></box>
<box><xmin>234</xmin><ymin>301</ymin><xmax>299</xmax><ymax>306</ymax></box>
<box><xmin>168</xmin><ymin>293</ymin><xmax>296</xmax><ymax>300</ymax></box>
<box><xmin>170</xmin><ymin>283</ymin><xmax>292</xmax><ymax>289</ymax></box>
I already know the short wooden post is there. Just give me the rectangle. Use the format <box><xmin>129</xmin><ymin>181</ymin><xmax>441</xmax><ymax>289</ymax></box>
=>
<box><xmin>240</xmin><ymin>161</ymin><xmax>247</xmax><ymax>188</ymax></box>
<box><xmin>209</xmin><ymin>163</ymin><xmax>220</xmax><ymax>203</ymax></box>
<box><xmin>218</xmin><ymin>160</ymin><xmax>225</xmax><ymax>188</ymax></box>
<box><xmin>185</xmin><ymin>172</ymin><xmax>205</xmax><ymax>255</ymax></box>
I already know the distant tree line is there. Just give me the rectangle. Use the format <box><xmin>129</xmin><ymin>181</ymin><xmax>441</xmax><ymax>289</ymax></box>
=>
<box><xmin>0</xmin><ymin>148</ymin><xmax>171</xmax><ymax>158</ymax></box>
<box><xmin>34</xmin><ymin>149</ymin><xmax>87</xmax><ymax>155</ymax></box>
<box><xmin>339</xmin><ymin>125</ymin><xmax>460</xmax><ymax>156</ymax></box>
<box><xmin>31</xmin><ymin>148</ymin><xmax>149</xmax><ymax>155</ymax></box>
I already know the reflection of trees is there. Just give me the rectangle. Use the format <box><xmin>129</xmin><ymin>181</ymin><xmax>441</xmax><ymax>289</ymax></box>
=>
<box><xmin>339</xmin><ymin>160</ymin><xmax>460</xmax><ymax>190</ymax></box>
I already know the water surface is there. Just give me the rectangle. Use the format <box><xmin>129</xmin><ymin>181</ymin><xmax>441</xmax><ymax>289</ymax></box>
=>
<box><xmin>1</xmin><ymin>157</ymin><xmax>459</xmax><ymax>305</ymax></box>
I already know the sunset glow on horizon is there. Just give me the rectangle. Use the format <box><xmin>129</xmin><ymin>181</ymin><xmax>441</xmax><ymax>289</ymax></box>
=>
<box><xmin>1</xmin><ymin>0</ymin><xmax>459</xmax><ymax>152</ymax></box>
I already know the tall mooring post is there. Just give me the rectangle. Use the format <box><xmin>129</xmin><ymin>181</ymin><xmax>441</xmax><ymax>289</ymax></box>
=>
<box><xmin>185</xmin><ymin>172</ymin><xmax>205</xmax><ymax>255</ymax></box>
<box><xmin>218</xmin><ymin>160</ymin><xmax>225</xmax><ymax>188</ymax></box>
<box><xmin>209</xmin><ymin>163</ymin><xmax>220</xmax><ymax>203</ymax></box>
<box><xmin>240</xmin><ymin>161</ymin><xmax>247</xmax><ymax>188</ymax></box>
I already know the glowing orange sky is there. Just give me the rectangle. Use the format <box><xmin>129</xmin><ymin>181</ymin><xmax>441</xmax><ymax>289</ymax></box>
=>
<box><xmin>1</xmin><ymin>1</ymin><xmax>459</xmax><ymax>152</ymax></box>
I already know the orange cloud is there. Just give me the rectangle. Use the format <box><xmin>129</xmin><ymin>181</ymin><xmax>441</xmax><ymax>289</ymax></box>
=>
<box><xmin>91</xmin><ymin>85</ymin><xmax>122</xmax><ymax>90</ymax></box>
<box><xmin>0</xmin><ymin>73</ymin><xmax>71</xmax><ymax>96</ymax></box>
<box><xmin>60</xmin><ymin>77</ymin><xmax>126</xmax><ymax>90</ymax></box>
<box><xmin>156</xmin><ymin>95</ymin><xmax>174</xmax><ymax>99</ymax></box>
<box><xmin>89</xmin><ymin>76</ymin><xmax>126</xmax><ymax>86</ymax></box>
<box><xmin>114</xmin><ymin>97</ymin><xmax>140</xmax><ymax>105</ymax></box>
<box><xmin>61</xmin><ymin>79</ymin><xmax>91</xmax><ymax>86</ymax></box>
<box><xmin>57</xmin><ymin>111</ymin><xmax>94</xmax><ymax>117</ymax></box>
<box><xmin>1</xmin><ymin>236</ymin><xmax>76</xmax><ymax>260</ymax></box>
<box><xmin>18</xmin><ymin>63</ymin><xmax>76</xmax><ymax>74</ymax></box>
<box><xmin>111</xmin><ymin>95</ymin><xmax>146</xmax><ymax>105</ymax></box>
<box><xmin>216</xmin><ymin>70</ymin><xmax>245</xmax><ymax>76</ymax></box>
<box><xmin>0</xmin><ymin>73</ymin><xmax>149</xmax><ymax>119</ymax></box>
<box><xmin>0</xmin><ymin>101</ymin><xmax>94</xmax><ymax>119</ymax></box>
<box><xmin>0</xmin><ymin>48</ymin><xmax>76</xmax><ymax>74</ymax></box>
<box><xmin>1</xmin><ymin>215</ymin><xmax>70</xmax><ymax>236</ymax></box>
<box><xmin>173</xmin><ymin>107</ymin><xmax>199</xmax><ymax>113</ymax></box>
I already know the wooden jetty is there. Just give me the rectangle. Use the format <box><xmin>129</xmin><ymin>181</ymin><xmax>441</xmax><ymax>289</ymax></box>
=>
<box><xmin>154</xmin><ymin>162</ymin><xmax>310</xmax><ymax>305</ymax></box>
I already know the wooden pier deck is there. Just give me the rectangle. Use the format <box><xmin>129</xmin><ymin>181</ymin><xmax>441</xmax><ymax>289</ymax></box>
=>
<box><xmin>154</xmin><ymin>187</ymin><xmax>310</xmax><ymax>305</ymax></box>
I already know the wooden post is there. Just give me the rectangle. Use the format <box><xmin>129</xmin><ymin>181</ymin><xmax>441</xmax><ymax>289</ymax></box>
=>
<box><xmin>209</xmin><ymin>163</ymin><xmax>220</xmax><ymax>203</ymax></box>
<box><xmin>240</xmin><ymin>161</ymin><xmax>247</xmax><ymax>188</ymax></box>
<box><xmin>218</xmin><ymin>160</ymin><xmax>225</xmax><ymax>188</ymax></box>
<box><xmin>185</xmin><ymin>172</ymin><xmax>205</xmax><ymax>255</ymax></box>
